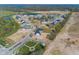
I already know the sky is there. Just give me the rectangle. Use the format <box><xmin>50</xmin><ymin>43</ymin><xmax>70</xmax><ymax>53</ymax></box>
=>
<box><xmin>0</xmin><ymin>4</ymin><xmax>79</xmax><ymax>8</ymax></box>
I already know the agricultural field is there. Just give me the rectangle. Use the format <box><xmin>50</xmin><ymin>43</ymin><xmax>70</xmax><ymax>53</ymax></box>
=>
<box><xmin>0</xmin><ymin>11</ymin><xmax>23</xmax><ymax>17</ymax></box>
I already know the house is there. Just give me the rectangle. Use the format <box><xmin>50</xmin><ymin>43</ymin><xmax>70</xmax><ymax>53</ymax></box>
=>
<box><xmin>4</xmin><ymin>16</ymin><xmax>11</xmax><ymax>20</ymax></box>
<box><xmin>16</xmin><ymin>16</ymin><xmax>21</xmax><ymax>19</ymax></box>
<box><xmin>51</xmin><ymin>19</ymin><xmax>59</xmax><ymax>25</ymax></box>
<box><xmin>35</xmin><ymin>28</ymin><xmax>43</xmax><ymax>35</ymax></box>
<box><xmin>21</xmin><ymin>22</ymin><xmax>32</xmax><ymax>29</ymax></box>
<box><xmin>51</xmin><ymin>17</ymin><xmax>64</xmax><ymax>25</ymax></box>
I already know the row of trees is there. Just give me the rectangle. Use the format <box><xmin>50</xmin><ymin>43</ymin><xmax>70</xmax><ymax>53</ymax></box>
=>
<box><xmin>47</xmin><ymin>12</ymin><xmax>72</xmax><ymax>40</ymax></box>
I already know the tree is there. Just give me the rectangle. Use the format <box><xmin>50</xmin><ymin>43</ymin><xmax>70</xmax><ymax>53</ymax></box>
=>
<box><xmin>47</xmin><ymin>32</ymin><xmax>56</xmax><ymax>40</ymax></box>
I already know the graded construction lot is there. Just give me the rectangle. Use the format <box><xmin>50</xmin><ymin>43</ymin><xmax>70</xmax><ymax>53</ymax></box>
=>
<box><xmin>32</xmin><ymin>11</ymin><xmax>70</xmax><ymax>14</ymax></box>
<box><xmin>44</xmin><ymin>12</ymin><xmax>79</xmax><ymax>55</ymax></box>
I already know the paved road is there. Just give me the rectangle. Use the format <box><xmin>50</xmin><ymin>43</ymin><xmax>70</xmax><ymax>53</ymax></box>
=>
<box><xmin>0</xmin><ymin>31</ymin><xmax>32</xmax><ymax>55</ymax></box>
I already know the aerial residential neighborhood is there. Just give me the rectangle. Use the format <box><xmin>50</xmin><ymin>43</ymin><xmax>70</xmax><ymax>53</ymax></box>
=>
<box><xmin>0</xmin><ymin>4</ymin><xmax>79</xmax><ymax>55</ymax></box>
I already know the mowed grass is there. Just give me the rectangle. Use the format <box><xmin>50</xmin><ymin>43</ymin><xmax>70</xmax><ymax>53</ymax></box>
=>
<box><xmin>0</xmin><ymin>16</ymin><xmax>20</xmax><ymax>46</ymax></box>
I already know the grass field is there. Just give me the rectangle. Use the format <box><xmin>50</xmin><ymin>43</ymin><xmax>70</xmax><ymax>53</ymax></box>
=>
<box><xmin>0</xmin><ymin>11</ymin><xmax>25</xmax><ymax>17</ymax></box>
<box><xmin>15</xmin><ymin>40</ymin><xmax>45</xmax><ymax>55</ymax></box>
<box><xmin>0</xmin><ymin>16</ymin><xmax>20</xmax><ymax>46</ymax></box>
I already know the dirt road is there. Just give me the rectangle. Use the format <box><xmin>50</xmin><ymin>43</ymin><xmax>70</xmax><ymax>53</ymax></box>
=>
<box><xmin>43</xmin><ymin>12</ymin><xmax>79</xmax><ymax>55</ymax></box>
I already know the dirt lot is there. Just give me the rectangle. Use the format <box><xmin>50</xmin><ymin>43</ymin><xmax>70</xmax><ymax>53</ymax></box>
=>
<box><xmin>32</xmin><ymin>11</ymin><xmax>70</xmax><ymax>14</ymax></box>
<box><xmin>43</xmin><ymin>12</ymin><xmax>79</xmax><ymax>55</ymax></box>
